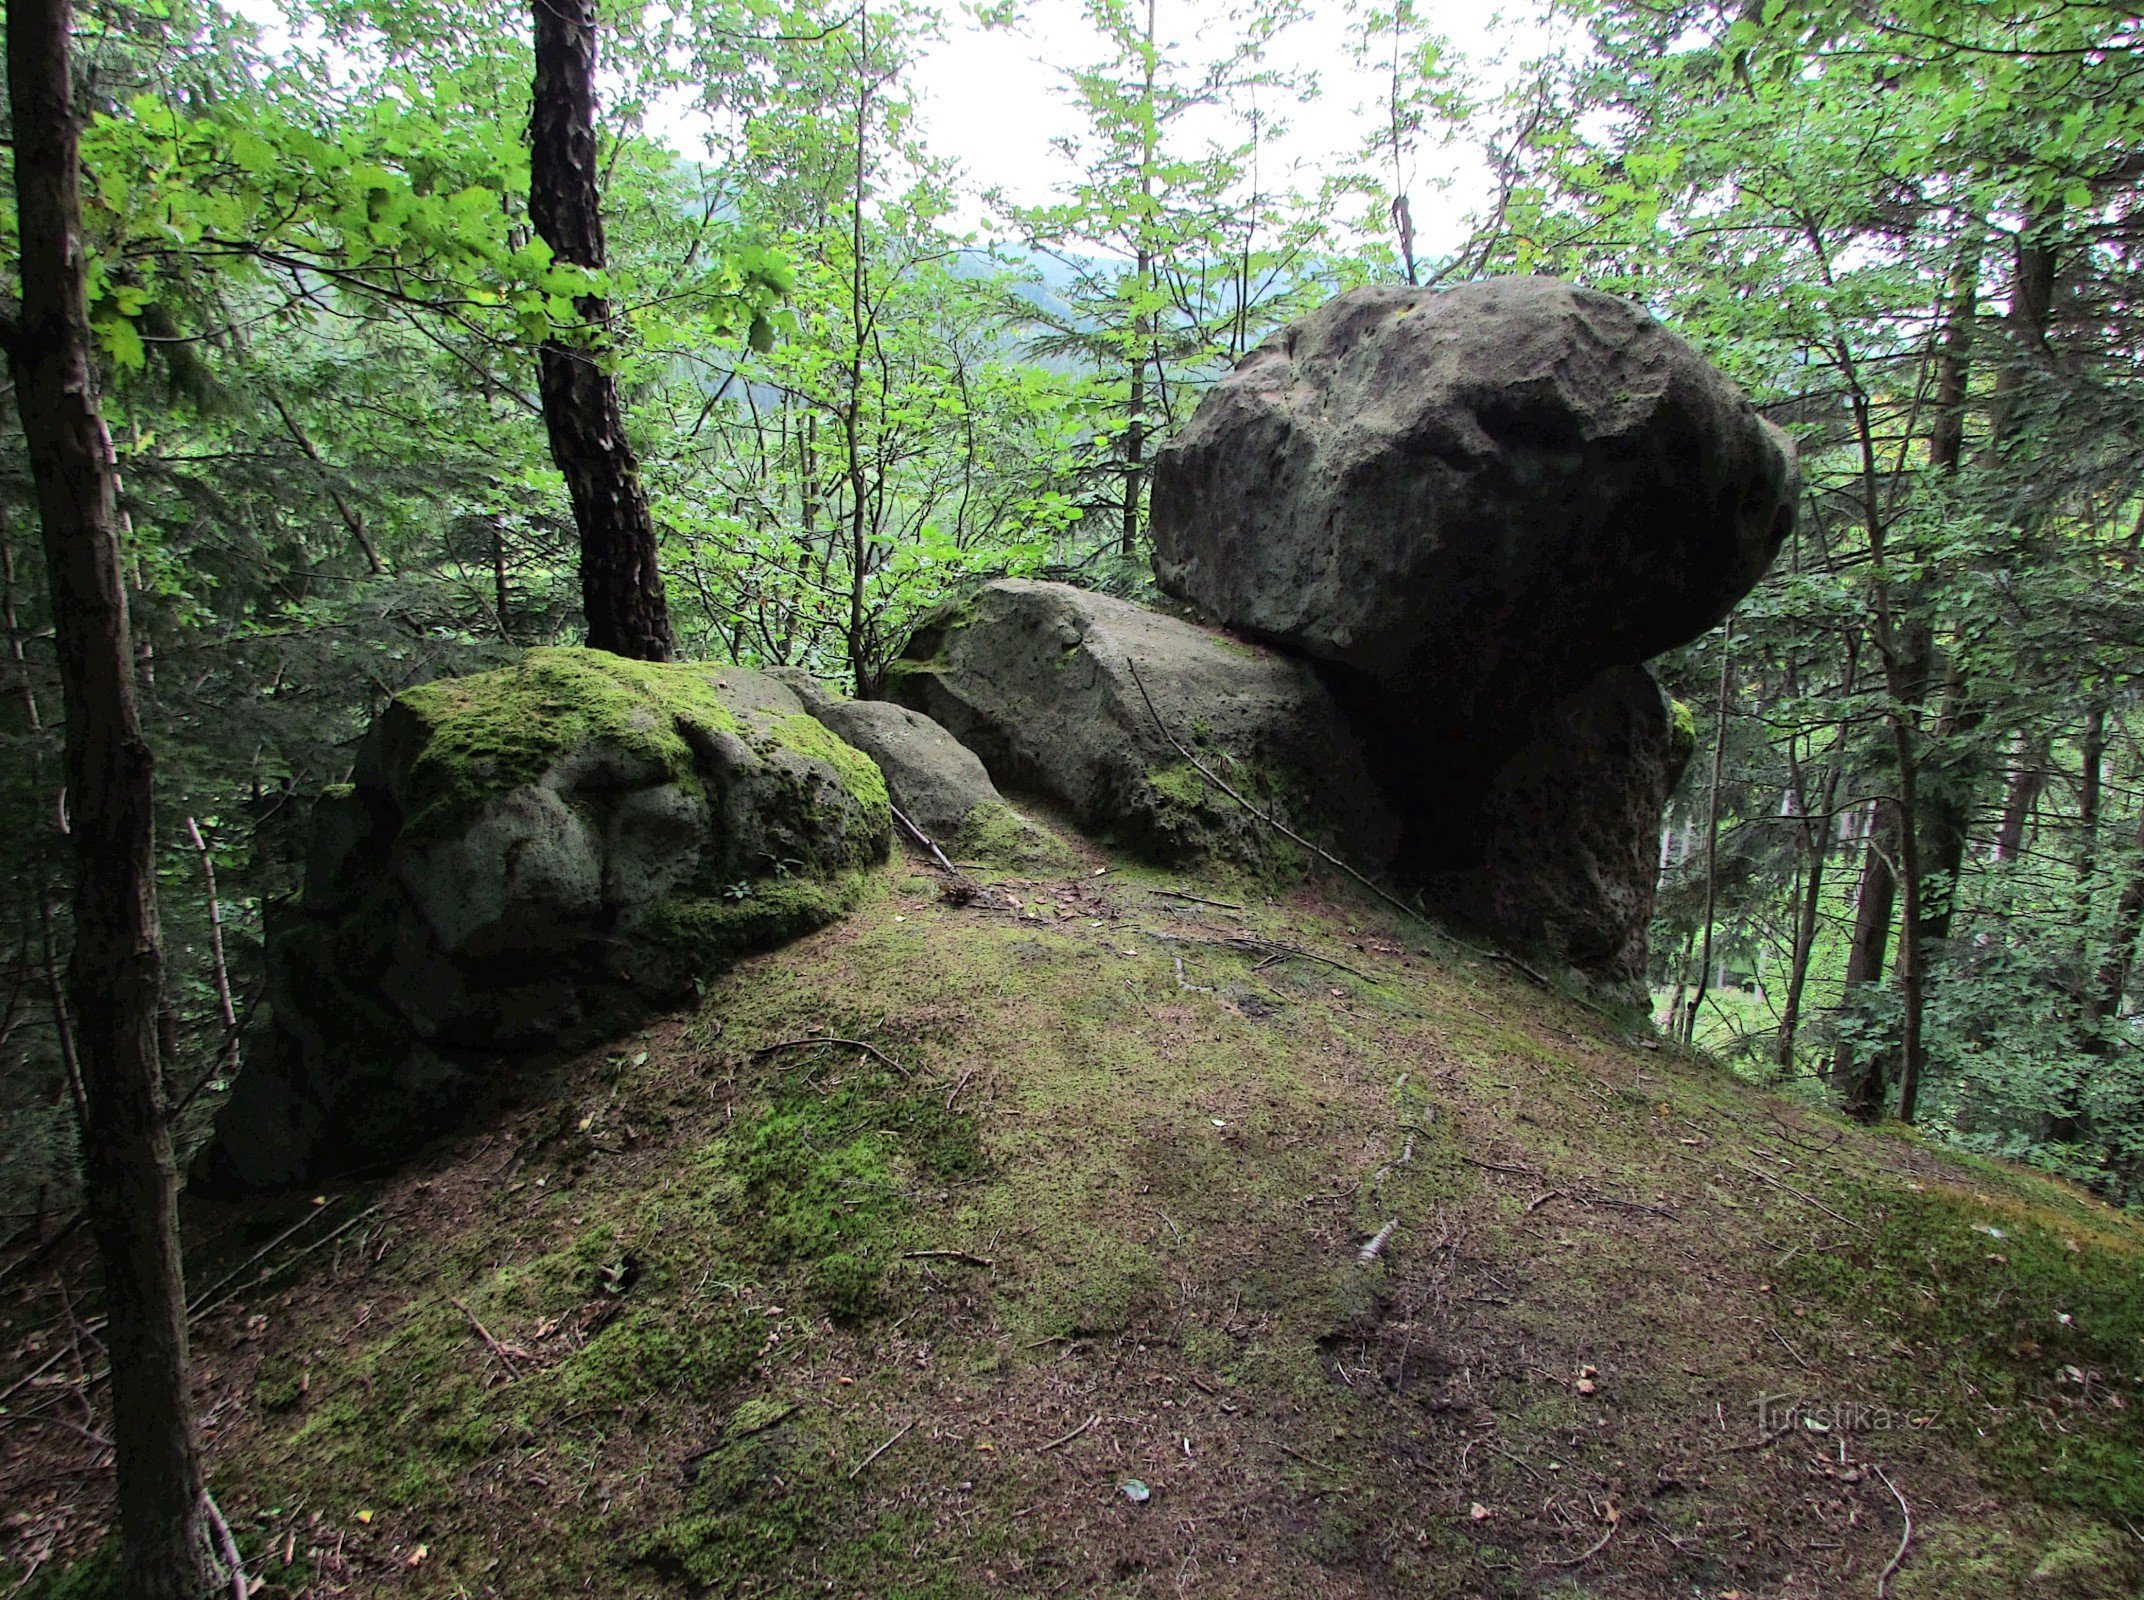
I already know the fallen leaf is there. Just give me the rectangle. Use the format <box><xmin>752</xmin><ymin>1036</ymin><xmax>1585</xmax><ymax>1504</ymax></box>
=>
<box><xmin>1121</xmin><ymin>1479</ymin><xmax>1150</xmax><ymax>1503</ymax></box>
<box><xmin>356</xmin><ymin>1510</ymin><xmax>374</xmax><ymax>1525</ymax></box>
<box><xmin>1469</xmin><ymin>1502</ymin><xmax>1493</xmax><ymax>1521</ymax></box>
<box><xmin>407</xmin><ymin>1545</ymin><xmax>429</xmax><ymax>1566</ymax></box>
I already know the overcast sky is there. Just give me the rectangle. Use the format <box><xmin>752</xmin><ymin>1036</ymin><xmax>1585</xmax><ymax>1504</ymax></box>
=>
<box><xmin>905</xmin><ymin>0</ymin><xmax>1550</xmax><ymax>253</ymax></box>
<box><xmin>229</xmin><ymin>0</ymin><xmax>1552</xmax><ymax>256</ymax></box>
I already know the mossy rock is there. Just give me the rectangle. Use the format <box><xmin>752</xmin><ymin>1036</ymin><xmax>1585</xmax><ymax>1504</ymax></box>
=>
<box><xmin>199</xmin><ymin>649</ymin><xmax>891</xmax><ymax>1191</ymax></box>
<box><xmin>884</xmin><ymin>580</ymin><xmax>1397</xmax><ymax>879</ymax></box>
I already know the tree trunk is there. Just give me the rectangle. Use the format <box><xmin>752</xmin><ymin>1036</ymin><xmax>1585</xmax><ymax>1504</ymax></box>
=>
<box><xmin>1684</xmin><ymin>629</ymin><xmax>1733</xmax><ymax>1046</ymax></box>
<box><xmin>2076</xmin><ymin>702</ymin><xmax>2104</xmax><ymax>890</ymax></box>
<box><xmin>529</xmin><ymin>0</ymin><xmax>673</xmax><ymax>662</ymax></box>
<box><xmin>1122</xmin><ymin>254</ymin><xmax>1150</xmax><ymax>558</ymax></box>
<box><xmin>2056</xmin><ymin>806</ymin><xmax>2144</xmax><ymax>1145</ymax></box>
<box><xmin>1836</xmin><ymin>802</ymin><xmax>1899</xmax><ymax>1119</ymax></box>
<box><xmin>4</xmin><ymin>0</ymin><xmax>224</xmax><ymax>1591</ymax></box>
<box><xmin>1992</xmin><ymin>733</ymin><xmax>2049</xmax><ymax>863</ymax></box>
<box><xmin>1775</xmin><ymin>747</ymin><xmax>1840</xmax><ymax>1072</ymax></box>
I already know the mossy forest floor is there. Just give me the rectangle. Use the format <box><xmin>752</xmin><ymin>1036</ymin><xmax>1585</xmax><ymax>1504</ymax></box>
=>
<box><xmin>7</xmin><ymin>810</ymin><xmax>2144</xmax><ymax>1598</ymax></box>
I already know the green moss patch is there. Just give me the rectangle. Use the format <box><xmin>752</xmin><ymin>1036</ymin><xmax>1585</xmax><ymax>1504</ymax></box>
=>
<box><xmin>1780</xmin><ymin>1175</ymin><xmax>2144</xmax><ymax>1522</ymax></box>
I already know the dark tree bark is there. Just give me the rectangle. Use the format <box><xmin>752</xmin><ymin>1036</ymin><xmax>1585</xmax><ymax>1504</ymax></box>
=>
<box><xmin>4</xmin><ymin>0</ymin><xmax>225</xmax><ymax>1592</ymax></box>
<box><xmin>1837</xmin><ymin>800</ymin><xmax>1899</xmax><ymax>1120</ymax></box>
<box><xmin>1993</xmin><ymin>733</ymin><xmax>2049</xmax><ymax>863</ymax></box>
<box><xmin>529</xmin><ymin>0</ymin><xmax>674</xmax><ymax>662</ymax></box>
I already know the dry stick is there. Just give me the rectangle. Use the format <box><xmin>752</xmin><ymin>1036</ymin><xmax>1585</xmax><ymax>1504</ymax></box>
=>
<box><xmin>1138</xmin><ymin>928</ymin><xmax>1372</xmax><ymax>982</ymax></box>
<box><xmin>1767</xmin><ymin>1324</ymin><xmax>1815</xmax><ymax>1372</ymax></box>
<box><xmin>901</xmin><ymin>1249</ymin><xmax>994</xmax><ymax>1269</ymax></box>
<box><xmin>1358</xmin><ymin>1218</ymin><xmax>1398</xmax><ymax>1265</ymax></box>
<box><xmin>1124</xmin><ymin>658</ymin><xmax>1629</xmax><ymax>1014</ymax></box>
<box><xmin>1035</xmin><ymin>1413</ymin><xmax>1099</xmax><ymax>1453</ymax></box>
<box><xmin>1873</xmin><ymin>1464</ymin><xmax>1913</xmax><ymax>1598</ymax></box>
<box><xmin>753</xmin><ymin>1036</ymin><xmax>913</xmax><ymax>1079</ymax></box>
<box><xmin>1722</xmin><ymin>1158</ymin><xmax>1870</xmax><ymax>1236</ymax></box>
<box><xmin>1271</xmin><ymin>1439</ymin><xmax>1348</xmax><ymax>1476</ymax></box>
<box><xmin>1153</xmin><ymin>888</ymin><xmax>1243</xmax><ymax>911</ymax></box>
<box><xmin>184</xmin><ymin>1201</ymin><xmax>348</xmax><ymax>1318</ymax></box>
<box><xmin>890</xmin><ymin>801</ymin><xmax>963</xmax><ymax>880</ymax></box>
<box><xmin>1125</xmin><ymin>657</ymin><xmax>1425</xmax><ymax>929</ymax></box>
<box><xmin>849</xmin><ymin>1419</ymin><xmax>916</xmax><ymax>1480</ymax></box>
<box><xmin>451</xmin><ymin>1297</ymin><xmax>523</xmax><ymax>1380</ymax></box>
<box><xmin>943</xmin><ymin>1068</ymin><xmax>976</xmax><ymax>1112</ymax></box>
<box><xmin>1542</xmin><ymin>1522</ymin><xmax>1617</xmax><ymax>1568</ymax></box>
<box><xmin>186</xmin><ymin>1205</ymin><xmax>382</xmax><ymax>1326</ymax></box>
<box><xmin>203</xmin><ymin>1490</ymin><xmax>250</xmax><ymax>1600</ymax></box>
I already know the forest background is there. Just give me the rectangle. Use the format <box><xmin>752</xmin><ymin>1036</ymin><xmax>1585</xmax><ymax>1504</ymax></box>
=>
<box><xmin>4</xmin><ymin>0</ymin><xmax>2144</xmax><ymax>1241</ymax></box>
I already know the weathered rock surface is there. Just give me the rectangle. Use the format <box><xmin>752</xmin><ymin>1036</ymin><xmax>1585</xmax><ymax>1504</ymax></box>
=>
<box><xmin>884</xmin><ymin>579</ymin><xmax>1397</xmax><ymax>874</ymax></box>
<box><xmin>198</xmin><ymin>649</ymin><xmax>890</xmax><ymax>1191</ymax></box>
<box><xmin>1422</xmin><ymin>665</ymin><xmax>1694</xmax><ymax>985</ymax></box>
<box><xmin>777</xmin><ymin>680</ymin><xmax>1070</xmax><ymax>866</ymax></box>
<box><xmin>1151</xmin><ymin>277</ymin><xmax>1795</xmax><ymax>739</ymax></box>
<box><xmin>1143</xmin><ymin>276</ymin><xmax>1792</xmax><ymax>976</ymax></box>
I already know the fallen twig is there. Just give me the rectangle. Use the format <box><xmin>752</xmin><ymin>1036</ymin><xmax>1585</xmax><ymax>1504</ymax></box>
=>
<box><xmin>901</xmin><ymin>1249</ymin><xmax>994</xmax><ymax>1268</ymax></box>
<box><xmin>1767</xmin><ymin>1324</ymin><xmax>1814</xmax><ymax>1372</ymax></box>
<box><xmin>1126</xmin><ymin>657</ymin><xmax>1430</xmax><ymax>931</ymax></box>
<box><xmin>890</xmin><ymin>801</ymin><xmax>964</xmax><ymax>881</ymax></box>
<box><xmin>203</xmin><ymin>1490</ymin><xmax>249</xmax><ymax>1600</ymax></box>
<box><xmin>849</xmin><ymin>1419</ymin><xmax>916</xmax><ymax>1479</ymax></box>
<box><xmin>1722</xmin><ymin>1158</ymin><xmax>1869</xmax><ymax>1236</ymax></box>
<box><xmin>1873</xmin><ymin>1464</ymin><xmax>1913</xmax><ymax>1597</ymax></box>
<box><xmin>1358</xmin><ymin>1218</ymin><xmax>1398</xmax><ymax>1265</ymax></box>
<box><xmin>451</xmin><ymin>1297</ymin><xmax>522</xmax><ymax>1380</ymax></box>
<box><xmin>754</xmin><ymin>1036</ymin><xmax>913</xmax><ymax>1079</ymax></box>
<box><xmin>944</xmin><ymin>1069</ymin><xmax>976</xmax><ymax>1112</ymax></box>
<box><xmin>1540</xmin><ymin>1521</ymin><xmax>1616</xmax><ymax>1568</ymax></box>
<box><xmin>1035</xmin><ymin>1413</ymin><xmax>1099</xmax><ymax>1452</ymax></box>
<box><xmin>1270</xmin><ymin>1439</ymin><xmax>1347</xmax><ymax>1476</ymax></box>
<box><xmin>1173</xmin><ymin>955</ymin><xmax>1213</xmax><ymax>993</ymax></box>
<box><xmin>187</xmin><ymin>1205</ymin><xmax>382</xmax><ymax>1324</ymax></box>
<box><xmin>1153</xmin><ymin>888</ymin><xmax>1244</xmax><ymax>911</ymax></box>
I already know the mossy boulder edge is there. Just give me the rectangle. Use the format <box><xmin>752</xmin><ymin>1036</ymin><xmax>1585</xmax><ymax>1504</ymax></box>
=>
<box><xmin>198</xmin><ymin>649</ymin><xmax>891</xmax><ymax>1191</ymax></box>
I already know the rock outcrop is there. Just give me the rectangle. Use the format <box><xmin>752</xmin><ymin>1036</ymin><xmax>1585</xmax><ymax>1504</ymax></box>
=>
<box><xmin>884</xmin><ymin>580</ymin><xmax>1397</xmax><ymax>876</ymax></box>
<box><xmin>1152</xmin><ymin>276</ymin><xmax>1794</xmax><ymax>745</ymax></box>
<box><xmin>199</xmin><ymin>649</ymin><xmax>890</xmax><ymax>1190</ymax></box>
<box><xmin>1143</xmin><ymin>276</ymin><xmax>1792</xmax><ymax>980</ymax></box>
<box><xmin>770</xmin><ymin>671</ymin><xmax>1068</xmax><ymax>865</ymax></box>
<box><xmin>1421</xmin><ymin>665</ymin><xmax>1695</xmax><ymax>981</ymax></box>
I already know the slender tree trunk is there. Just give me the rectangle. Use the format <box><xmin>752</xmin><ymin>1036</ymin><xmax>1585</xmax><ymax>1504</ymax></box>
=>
<box><xmin>1120</xmin><ymin>0</ymin><xmax>1157</xmax><ymax>559</ymax></box>
<box><xmin>2056</xmin><ymin>806</ymin><xmax>2144</xmax><ymax>1146</ymax></box>
<box><xmin>1993</xmin><ymin>733</ymin><xmax>2049</xmax><ymax>863</ymax></box>
<box><xmin>1776</xmin><ymin>749</ymin><xmax>1841</xmax><ymax>1072</ymax></box>
<box><xmin>529</xmin><ymin>0</ymin><xmax>673</xmax><ymax>661</ymax></box>
<box><xmin>843</xmin><ymin>11</ymin><xmax>875</xmax><ymax>694</ymax></box>
<box><xmin>1684</xmin><ymin>628</ymin><xmax>1733</xmax><ymax>1045</ymax></box>
<box><xmin>1836</xmin><ymin>802</ymin><xmax>1899</xmax><ymax>1118</ymax></box>
<box><xmin>1122</xmin><ymin>251</ymin><xmax>1150</xmax><ymax>557</ymax></box>
<box><xmin>2076</xmin><ymin>702</ymin><xmax>2104</xmax><ymax>890</ymax></box>
<box><xmin>1906</xmin><ymin>665</ymin><xmax>1978</xmax><ymax>957</ymax></box>
<box><xmin>4</xmin><ymin>0</ymin><xmax>224</xmax><ymax>1591</ymax></box>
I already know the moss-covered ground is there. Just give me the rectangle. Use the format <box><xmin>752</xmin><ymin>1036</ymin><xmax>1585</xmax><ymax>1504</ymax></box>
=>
<box><xmin>7</xmin><ymin>812</ymin><xmax>2143</xmax><ymax>1598</ymax></box>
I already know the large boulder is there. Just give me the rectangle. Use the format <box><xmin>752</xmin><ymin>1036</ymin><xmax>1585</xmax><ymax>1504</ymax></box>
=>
<box><xmin>198</xmin><ymin>648</ymin><xmax>890</xmax><ymax>1190</ymax></box>
<box><xmin>1422</xmin><ymin>665</ymin><xmax>1695</xmax><ymax>985</ymax></box>
<box><xmin>883</xmin><ymin>579</ymin><xmax>1397</xmax><ymax>875</ymax></box>
<box><xmin>1151</xmin><ymin>277</ymin><xmax>1795</xmax><ymax>745</ymax></box>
